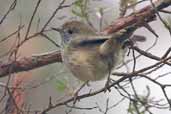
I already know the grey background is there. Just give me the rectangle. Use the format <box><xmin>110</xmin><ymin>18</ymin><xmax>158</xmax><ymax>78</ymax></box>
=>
<box><xmin>0</xmin><ymin>0</ymin><xmax>171</xmax><ymax>114</ymax></box>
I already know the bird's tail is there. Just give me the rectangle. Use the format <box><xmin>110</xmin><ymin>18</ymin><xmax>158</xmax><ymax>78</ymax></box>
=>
<box><xmin>115</xmin><ymin>25</ymin><xmax>138</xmax><ymax>43</ymax></box>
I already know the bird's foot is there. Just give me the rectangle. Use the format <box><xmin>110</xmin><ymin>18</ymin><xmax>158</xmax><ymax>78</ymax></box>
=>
<box><xmin>104</xmin><ymin>79</ymin><xmax>112</xmax><ymax>92</ymax></box>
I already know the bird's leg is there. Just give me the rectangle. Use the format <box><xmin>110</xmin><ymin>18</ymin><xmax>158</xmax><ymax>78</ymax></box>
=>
<box><xmin>104</xmin><ymin>63</ymin><xmax>112</xmax><ymax>92</ymax></box>
<box><xmin>73</xmin><ymin>81</ymin><xmax>89</xmax><ymax>104</ymax></box>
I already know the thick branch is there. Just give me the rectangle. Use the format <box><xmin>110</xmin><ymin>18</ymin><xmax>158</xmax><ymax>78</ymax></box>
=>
<box><xmin>0</xmin><ymin>0</ymin><xmax>171</xmax><ymax>78</ymax></box>
<box><xmin>0</xmin><ymin>51</ymin><xmax>62</xmax><ymax>77</ymax></box>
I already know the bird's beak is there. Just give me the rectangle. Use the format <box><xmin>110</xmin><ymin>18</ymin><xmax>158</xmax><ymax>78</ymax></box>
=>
<box><xmin>51</xmin><ymin>27</ymin><xmax>66</xmax><ymax>44</ymax></box>
<box><xmin>51</xmin><ymin>27</ymin><xmax>63</xmax><ymax>33</ymax></box>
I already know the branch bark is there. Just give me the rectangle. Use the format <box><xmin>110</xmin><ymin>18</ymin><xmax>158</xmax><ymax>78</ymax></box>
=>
<box><xmin>0</xmin><ymin>51</ymin><xmax>62</xmax><ymax>77</ymax></box>
<box><xmin>0</xmin><ymin>0</ymin><xmax>170</xmax><ymax>78</ymax></box>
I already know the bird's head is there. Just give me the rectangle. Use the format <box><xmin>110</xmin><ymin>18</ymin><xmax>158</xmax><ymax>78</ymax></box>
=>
<box><xmin>52</xmin><ymin>21</ymin><xmax>95</xmax><ymax>46</ymax></box>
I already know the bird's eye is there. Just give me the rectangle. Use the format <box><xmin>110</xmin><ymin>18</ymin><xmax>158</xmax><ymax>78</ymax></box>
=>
<box><xmin>67</xmin><ymin>29</ymin><xmax>73</xmax><ymax>34</ymax></box>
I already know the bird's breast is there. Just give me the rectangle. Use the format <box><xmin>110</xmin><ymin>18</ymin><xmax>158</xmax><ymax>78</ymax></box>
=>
<box><xmin>62</xmin><ymin>46</ymin><xmax>109</xmax><ymax>81</ymax></box>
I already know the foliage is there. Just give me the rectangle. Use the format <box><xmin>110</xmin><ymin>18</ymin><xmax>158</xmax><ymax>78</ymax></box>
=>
<box><xmin>72</xmin><ymin>0</ymin><xmax>90</xmax><ymax>20</ymax></box>
<box><xmin>55</xmin><ymin>79</ymin><xmax>67</xmax><ymax>92</ymax></box>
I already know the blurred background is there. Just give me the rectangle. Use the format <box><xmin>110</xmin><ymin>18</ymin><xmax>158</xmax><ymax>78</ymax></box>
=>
<box><xmin>0</xmin><ymin>0</ymin><xmax>171</xmax><ymax>114</ymax></box>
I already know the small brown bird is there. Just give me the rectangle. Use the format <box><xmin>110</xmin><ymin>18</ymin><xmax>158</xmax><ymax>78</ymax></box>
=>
<box><xmin>53</xmin><ymin>21</ymin><xmax>141</xmax><ymax>81</ymax></box>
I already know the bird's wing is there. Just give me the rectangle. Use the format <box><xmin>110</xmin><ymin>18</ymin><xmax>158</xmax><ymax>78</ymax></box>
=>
<box><xmin>76</xmin><ymin>35</ymin><xmax>111</xmax><ymax>46</ymax></box>
<box><xmin>76</xmin><ymin>26</ymin><xmax>137</xmax><ymax>46</ymax></box>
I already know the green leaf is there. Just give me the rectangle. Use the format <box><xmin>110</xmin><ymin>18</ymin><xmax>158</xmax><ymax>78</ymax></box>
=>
<box><xmin>55</xmin><ymin>79</ymin><xmax>67</xmax><ymax>92</ymax></box>
<box><xmin>75</xmin><ymin>0</ymin><xmax>82</xmax><ymax>6</ymax></box>
<box><xmin>72</xmin><ymin>9</ymin><xmax>83</xmax><ymax>17</ymax></box>
<box><xmin>71</xmin><ymin>0</ymin><xmax>90</xmax><ymax>19</ymax></box>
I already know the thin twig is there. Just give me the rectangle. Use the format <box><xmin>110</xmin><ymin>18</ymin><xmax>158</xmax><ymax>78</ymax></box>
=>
<box><xmin>24</xmin><ymin>0</ymin><xmax>42</xmax><ymax>39</ymax></box>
